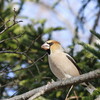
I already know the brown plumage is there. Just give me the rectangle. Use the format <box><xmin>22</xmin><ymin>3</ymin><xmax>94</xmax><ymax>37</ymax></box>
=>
<box><xmin>41</xmin><ymin>40</ymin><xmax>96</xmax><ymax>94</ymax></box>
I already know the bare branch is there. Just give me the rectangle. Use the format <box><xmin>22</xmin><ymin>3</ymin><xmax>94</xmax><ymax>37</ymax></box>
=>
<box><xmin>0</xmin><ymin>20</ymin><xmax>23</xmax><ymax>35</ymax></box>
<box><xmin>0</xmin><ymin>33</ymin><xmax>23</xmax><ymax>44</ymax></box>
<box><xmin>65</xmin><ymin>85</ymin><xmax>74</xmax><ymax>100</ymax></box>
<box><xmin>0</xmin><ymin>8</ymin><xmax>23</xmax><ymax>35</ymax></box>
<box><xmin>25</xmin><ymin>35</ymin><xmax>41</xmax><ymax>53</ymax></box>
<box><xmin>0</xmin><ymin>53</ymin><xmax>47</xmax><ymax>75</ymax></box>
<box><xmin>89</xmin><ymin>8</ymin><xmax>100</xmax><ymax>44</ymax></box>
<box><xmin>3</xmin><ymin>68</ymin><xmax>100</xmax><ymax>100</ymax></box>
<box><xmin>0</xmin><ymin>51</ymin><xmax>24</xmax><ymax>55</ymax></box>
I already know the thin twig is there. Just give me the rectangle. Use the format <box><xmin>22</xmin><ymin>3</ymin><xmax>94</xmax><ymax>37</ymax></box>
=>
<box><xmin>0</xmin><ymin>33</ymin><xmax>23</xmax><ymax>44</ymax></box>
<box><xmin>25</xmin><ymin>35</ymin><xmax>41</xmax><ymax>53</ymax></box>
<box><xmin>68</xmin><ymin>96</ymin><xmax>81</xmax><ymax>100</ymax></box>
<box><xmin>0</xmin><ymin>20</ymin><xmax>23</xmax><ymax>35</ymax></box>
<box><xmin>73</xmin><ymin>91</ymin><xmax>79</xmax><ymax>100</ymax></box>
<box><xmin>89</xmin><ymin>8</ymin><xmax>100</xmax><ymax>44</ymax></box>
<box><xmin>0</xmin><ymin>51</ymin><xmax>24</xmax><ymax>54</ymax></box>
<box><xmin>0</xmin><ymin>8</ymin><xmax>23</xmax><ymax>35</ymax></box>
<box><xmin>65</xmin><ymin>85</ymin><xmax>74</xmax><ymax>100</ymax></box>
<box><xmin>0</xmin><ymin>53</ymin><xmax>47</xmax><ymax>75</ymax></box>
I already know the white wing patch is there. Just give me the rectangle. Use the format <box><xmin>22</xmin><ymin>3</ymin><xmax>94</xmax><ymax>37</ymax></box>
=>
<box><xmin>65</xmin><ymin>74</ymin><xmax>72</xmax><ymax>78</ymax></box>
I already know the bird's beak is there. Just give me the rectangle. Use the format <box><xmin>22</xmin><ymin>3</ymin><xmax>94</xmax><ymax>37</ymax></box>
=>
<box><xmin>41</xmin><ymin>43</ymin><xmax>50</xmax><ymax>50</ymax></box>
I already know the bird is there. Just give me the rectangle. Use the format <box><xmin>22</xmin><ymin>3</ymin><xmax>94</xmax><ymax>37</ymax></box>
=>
<box><xmin>41</xmin><ymin>40</ymin><xmax>96</xmax><ymax>94</ymax></box>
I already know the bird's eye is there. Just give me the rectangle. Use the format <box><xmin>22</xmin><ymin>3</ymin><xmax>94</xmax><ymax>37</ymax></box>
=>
<box><xmin>47</xmin><ymin>42</ymin><xmax>53</xmax><ymax>46</ymax></box>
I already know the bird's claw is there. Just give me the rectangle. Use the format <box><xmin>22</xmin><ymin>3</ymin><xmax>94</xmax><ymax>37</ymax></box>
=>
<box><xmin>47</xmin><ymin>79</ymin><xmax>55</xmax><ymax>85</ymax></box>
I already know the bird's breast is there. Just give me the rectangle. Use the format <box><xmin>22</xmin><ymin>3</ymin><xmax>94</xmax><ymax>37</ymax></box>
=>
<box><xmin>48</xmin><ymin>52</ymin><xmax>80</xmax><ymax>79</ymax></box>
<box><xmin>48</xmin><ymin>53</ymin><xmax>70</xmax><ymax>79</ymax></box>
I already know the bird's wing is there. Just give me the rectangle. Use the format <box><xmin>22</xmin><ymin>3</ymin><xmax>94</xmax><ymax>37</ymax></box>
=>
<box><xmin>66</xmin><ymin>53</ymin><xmax>83</xmax><ymax>74</ymax></box>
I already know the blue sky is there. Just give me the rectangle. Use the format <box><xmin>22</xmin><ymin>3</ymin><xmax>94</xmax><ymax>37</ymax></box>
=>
<box><xmin>12</xmin><ymin>0</ymin><xmax>100</xmax><ymax>48</ymax></box>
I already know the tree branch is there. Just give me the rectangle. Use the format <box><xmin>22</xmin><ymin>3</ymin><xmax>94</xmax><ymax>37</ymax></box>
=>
<box><xmin>0</xmin><ymin>51</ymin><xmax>24</xmax><ymax>54</ymax></box>
<box><xmin>0</xmin><ymin>20</ymin><xmax>23</xmax><ymax>35</ymax></box>
<box><xmin>3</xmin><ymin>68</ymin><xmax>100</xmax><ymax>100</ymax></box>
<box><xmin>0</xmin><ymin>53</ymin><xmax>47</xmax><ymax>75</ymax></box>
<box><xmin>0</xmin><ymin>8</ymin><xmax>23</xmax><ymax>35</ymax></box>
<box><xmin>89</xmin><ymin>8</ymin><xmax>100</xmax><ymax>44</ymax></box>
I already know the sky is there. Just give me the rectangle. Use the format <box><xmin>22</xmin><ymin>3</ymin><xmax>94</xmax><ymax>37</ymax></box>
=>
<box><xmin>12</xmin><ymin>0</ymin><xmax>100</xmax><ymax>48</ymax></box>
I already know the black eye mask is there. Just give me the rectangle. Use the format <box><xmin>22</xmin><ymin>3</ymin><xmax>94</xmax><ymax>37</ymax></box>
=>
<box><xmin>47</xmin><ymin>42</ymin><xmax>53</xmax><ymax>46</ymax></box>
<box><xmin>46</xmin><ymin>42</ymin><xmax>53</xmax><ymax>55</ymax></box>
<box><xmin>45</xmin><ymin>42</ymin><xmax>53</xmax><ymax>55</ymax></box>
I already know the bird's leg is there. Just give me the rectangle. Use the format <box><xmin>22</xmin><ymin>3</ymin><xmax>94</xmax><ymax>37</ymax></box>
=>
<box><xmin>57</xmin><ymin>77</ymin><xmax>67</xmax><ymax>81</ymax></box>
<box><xmin>65</xmin><ymin>85</ymin><xmax>74</xmax><ymax>100</ymax></box>
<box><xmin>47</xmin><ymin>79</ymin><xmax>55</xmax><ymax>85</ymax></box>
<box><xmin>51</xmin><ymin>79</ymin><xmax>55</xmax><ymax>83</ymax></box>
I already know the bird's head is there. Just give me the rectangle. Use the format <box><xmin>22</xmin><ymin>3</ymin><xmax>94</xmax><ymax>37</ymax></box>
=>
<box><xmin>41</xmin><ymin>40</ymin><xmax>64</xmax><ymax>54</ymax></box>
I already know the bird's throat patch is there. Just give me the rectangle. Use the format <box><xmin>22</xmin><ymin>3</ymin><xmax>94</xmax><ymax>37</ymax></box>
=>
<box><xmin>46</xmin><ymin>49</ymin><xmax>50</xmax><ymax>55</ymax></box>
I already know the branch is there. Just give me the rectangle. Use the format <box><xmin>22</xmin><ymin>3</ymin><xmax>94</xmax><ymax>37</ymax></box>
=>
<box><xmin>4</xmin><ymin>69</ymin><xmax>100</xmax><ymax>100</ymax></box>
<box><xmin>0</xmin><ymin>51</ymin><xmax>24</xmax><ymax>54</ymax></box>
<box><xmin>89</xmin><ymin>8</ymin><xmax>100</xmax><ymax>44</ymax></box>
<box><xmin>0</xmin><ymin>20</ymin><xmax>23</xmax><ymax>35</ymax></box>
<box><xmin>0</xmin><ymin>33</ymin><xmax>23</xmax><ymax>44</ymax></box>
<box><xmin>0</xmin><ymin>53</ymin><xmax>47</xmax><ymax>75</ymax></box>
<box><xmin>0</xmin><ymin>8</ymin><xmax>23</xmax><ymax>35</ymax></box>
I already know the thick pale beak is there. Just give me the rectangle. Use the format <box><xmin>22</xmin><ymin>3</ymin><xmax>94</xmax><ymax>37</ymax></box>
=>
<box><xmin>41</xmin><ymin>43</ymin><xmax>50</xmax><ymax>50</ymax></box>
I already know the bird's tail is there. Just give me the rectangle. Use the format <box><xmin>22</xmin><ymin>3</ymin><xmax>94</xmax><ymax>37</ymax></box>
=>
<box><xmin>85</xmin><ymin>83</ymin><xmax>96</xmax><ymax>94</ymax></box>
<box><xmin>81</xmin><ymin>82</ymin><xmax>96</xmax><ymax>94</ymax></box>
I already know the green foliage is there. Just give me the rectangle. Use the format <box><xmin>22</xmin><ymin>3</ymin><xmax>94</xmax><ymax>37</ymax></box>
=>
<box><xmin>79</xmin><ymin>42</ymin><xmax>100</xmax><ymax>59</ymax></box>
<box><xmin>75</xmin><ymin>31</ymin><xmax>100</xmax><ymax>99</ymax></box>
<box><xmin>44</xmin><ymin>27</ymin><xmax>65</xmax><ymax>33</ymax></box>
<box><xmin>79</xmin><ymin>31</ymin><xmax>100</xmax><ymax>59</ymax></box>
<box><xmin>90</xmin><ymin>30</ymin><xmax>100</xmax><ymax>39</ymax></box>
<box><xmin>34</xmin><ymin>96</ymin><xmax>50</xmax><ymax>100</ymax></box>
<box><xmin>0</xmin><ymin>1</ymin><xmax>100</xmax><ymax>100</ymax></box>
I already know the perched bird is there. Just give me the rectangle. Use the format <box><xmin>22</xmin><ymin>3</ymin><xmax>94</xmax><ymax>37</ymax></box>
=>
<box><xmin>41</xmin><ymin>40</ymin><xmax>96</xmax><ymax>94</ymax></box>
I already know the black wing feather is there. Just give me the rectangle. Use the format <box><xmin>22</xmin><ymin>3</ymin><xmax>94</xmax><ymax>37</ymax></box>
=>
<box><xmin>66</xmin><ymin>54</ymin><xmax>83</xmax><ymax>74</ymax></box>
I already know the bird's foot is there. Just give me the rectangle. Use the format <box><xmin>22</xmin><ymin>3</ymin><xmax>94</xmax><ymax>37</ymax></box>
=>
<box><xmin>47</xmin><ymin>79</ymin><xmax>55</xmax><ymax>85</ymax></box>
<box><xmin>57</xmin><ymin>78</ymin><xmax>67</xmax><ymax>81</ymax></box>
